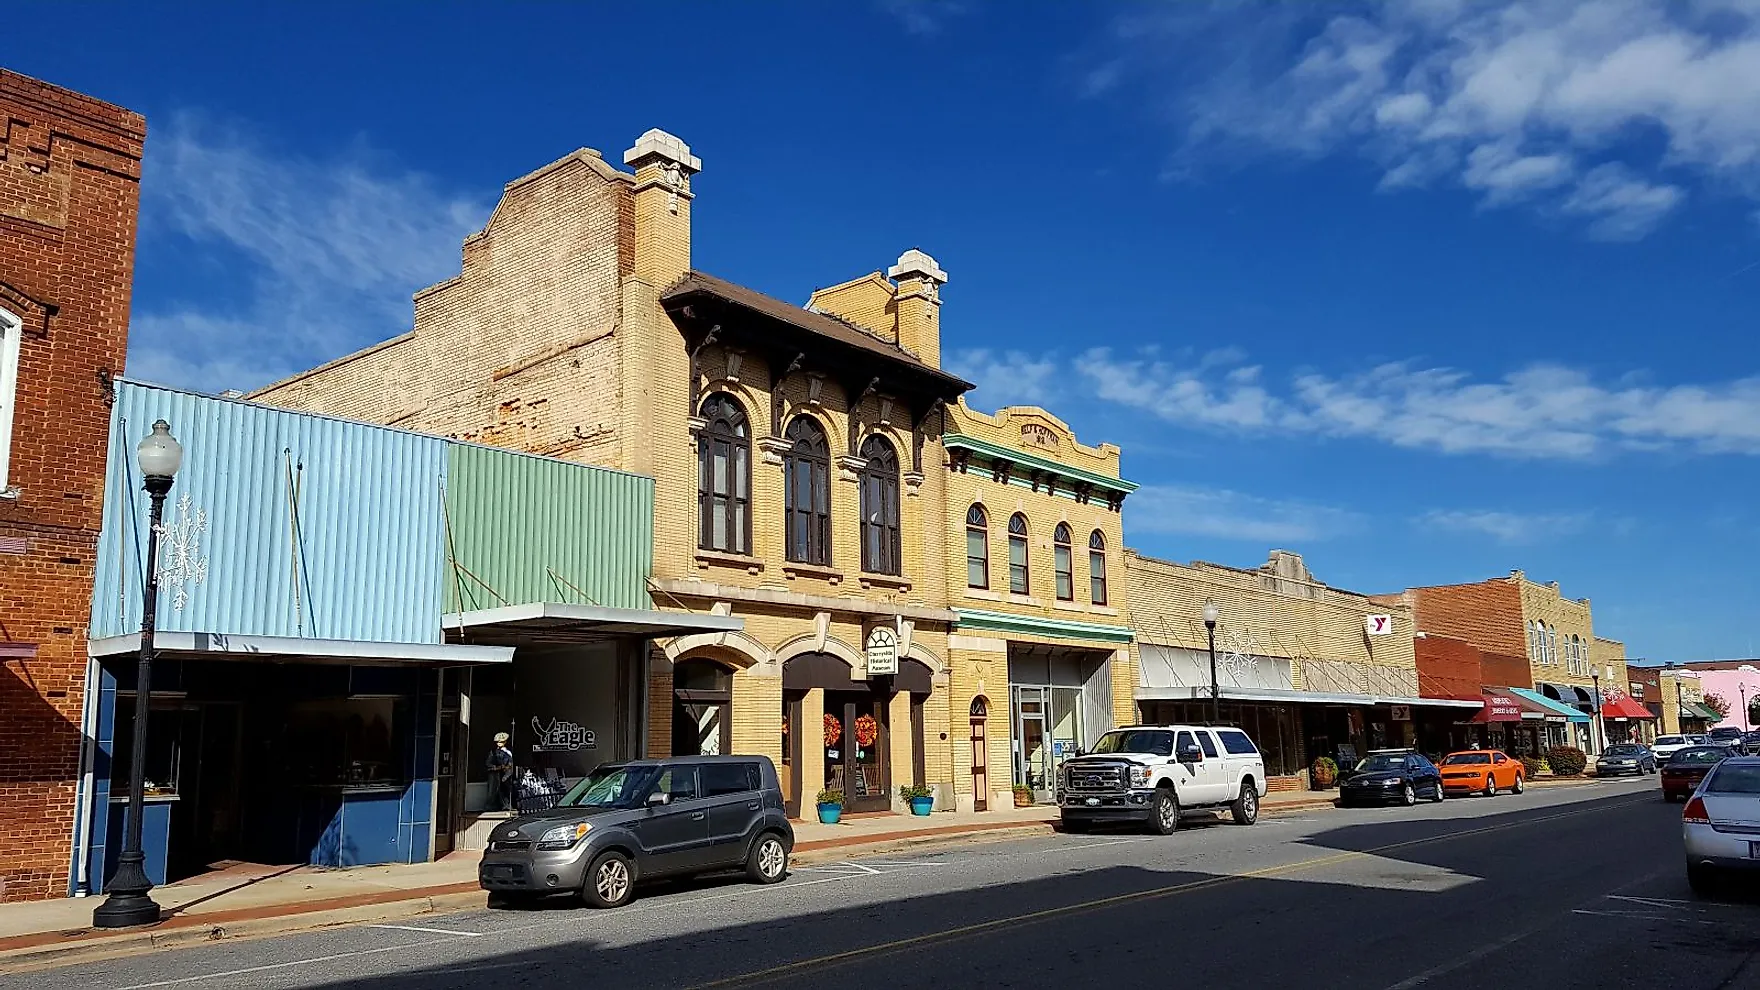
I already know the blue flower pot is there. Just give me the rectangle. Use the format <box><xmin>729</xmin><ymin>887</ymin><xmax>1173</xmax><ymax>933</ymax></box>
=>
<box><xmin>816</xmin><ymin>802</ymin><xmax>842</xmax><ymax>824</ymax></box>
<box><xmin>908</xmin><ymin>796</ymin><xmax>933</xmax><ymax>816</ymax></box>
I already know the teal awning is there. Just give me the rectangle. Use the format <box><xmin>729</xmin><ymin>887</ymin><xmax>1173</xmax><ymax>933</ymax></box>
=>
<box><xmin>1510</xmin><ymin>687</ymin><xmax>1591</xmax><ymax>723</ymax></box>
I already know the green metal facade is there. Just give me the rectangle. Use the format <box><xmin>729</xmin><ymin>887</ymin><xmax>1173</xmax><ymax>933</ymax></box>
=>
<box><xmin>443</xmin><ymin>443</ymin><xmax>655</xmax><ymax>613</ymax></box>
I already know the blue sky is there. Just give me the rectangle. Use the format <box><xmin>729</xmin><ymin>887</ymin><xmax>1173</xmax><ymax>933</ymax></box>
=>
<box><xmin>11</xmin><ymin>1</ymin><xmax>1760</xmax><ymax>661</ymax></box>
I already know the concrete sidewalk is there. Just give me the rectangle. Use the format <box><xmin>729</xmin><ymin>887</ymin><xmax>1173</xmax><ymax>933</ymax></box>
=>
<box><xmin>0</xmin><ymin>786</ymin><xmax>1425</xmax><ymax>971</ymax></box>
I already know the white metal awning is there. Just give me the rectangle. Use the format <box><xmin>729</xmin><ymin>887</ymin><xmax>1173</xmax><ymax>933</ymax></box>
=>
<box><xmin>1135</xmin><ymin>684</ymin><xmax>1482</xmax><ymax>708</ymax></box>
<box><xmin>88</xmin><ymin>631</ymin><xmax>514</xmax><ymax>665</ymax></box>
<box><xmin>441</xmin><ymin>602</ymin><xmax>744</xmax><ymax>645</ymax></box>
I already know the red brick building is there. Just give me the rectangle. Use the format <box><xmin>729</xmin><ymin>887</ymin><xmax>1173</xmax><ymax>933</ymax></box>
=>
<box><xmin>0</xmin><ymin>69</ymin><xmax>143</xmax><ymax>900</ymax></box>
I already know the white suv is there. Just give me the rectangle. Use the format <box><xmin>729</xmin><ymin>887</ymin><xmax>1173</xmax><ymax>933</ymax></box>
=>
<box><xmin>1057</xmin><ymin>725</ymin><xmax>1269</xmax><ymax>834</ymax></box>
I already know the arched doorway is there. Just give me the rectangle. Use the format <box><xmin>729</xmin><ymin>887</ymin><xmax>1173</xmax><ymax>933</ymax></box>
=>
<box><xmin>672</xmin><ymin>659</ymin><xmax>733</xmax><ymax>757</ymax></box>
<box><xmin>782</xmin><ymin>653</ymin><xmax>932</xmax><ymax>816</ymax></box>
<box><xmin>969</xmin><ymin>696</ymin><xmax>990</xmax><ymax>812</ymax></box>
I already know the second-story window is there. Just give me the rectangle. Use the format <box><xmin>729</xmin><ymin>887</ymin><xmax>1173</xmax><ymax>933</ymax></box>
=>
<box><xmin>784</xmin><ymin>416</ymin><xmax>831</xmax><ymax>565</ymax></box>
<box><xmin>697</xmin><ymin>393</ymin><xmax>751</xmax><ymax>554</ymax></box>
<box><xmin>966</xmin><ymin>504</ymin><xmax>989</xmax><ymax>589</ymax></box>
<box><xmin>0</xmin><ymin>307</ymin><xmax>21</xmax><ymax>494</ymax></box>
<box><xmin>1008</xmin><ymin>513</ymin><xmax>1030</xmax><ymax>595</ymax></box>
<box><xmin>1089</xmin><ymin>530</ymin><xmax>1108</xmax><ymax>605</ymax></box>
<box><xmin>859</xmin><ymin>435</ymin><xmax>900</xmax><ymax>575</ymax></box>
<box><xmin>1053</xmin><ymin>523</ymin><xmax>1073</xmax><ymax>601</ymax></box>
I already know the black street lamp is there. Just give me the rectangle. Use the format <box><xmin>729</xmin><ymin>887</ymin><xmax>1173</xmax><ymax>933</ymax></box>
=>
<box><xmin>93</xmin><ymin>420</ymin><xmax>182</xmax><ymax>930</ymax></box>
<box><xmin>1203</xmin><ymin>603</ymin><xmax>1220</xmax><ymax>724</ymax></box>
<box><xmin>1590</xmin><ymin>669</ymin><xmax>1604</xmax><ymax>754</ymax></box>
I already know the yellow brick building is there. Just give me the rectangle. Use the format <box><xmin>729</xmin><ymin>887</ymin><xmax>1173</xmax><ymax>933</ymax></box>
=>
<box><xmin>1514</xmin><ymin>572</ymin><xmax>1611</xmax><ymax>751</ymax></box>
<box><xmin>1129</xmin><ymin>550</ymin><xmax>1454</xmax><ymax>789</ymax></box>
<box><xmin>251</xmin><ymin>127</ymin><xmax>1140</xmax><ymax>818</ymax></box>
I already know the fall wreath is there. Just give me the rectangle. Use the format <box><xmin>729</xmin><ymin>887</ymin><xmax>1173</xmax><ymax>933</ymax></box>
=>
<box><xmin>823</xmin><ymin>713</ymin><xmax>842</xmax><ymax>748</ymax></box>
<box><xmin>854</xmin><ymin>714</ymin><xmax>879</xmax><ymax>747</ymax></box>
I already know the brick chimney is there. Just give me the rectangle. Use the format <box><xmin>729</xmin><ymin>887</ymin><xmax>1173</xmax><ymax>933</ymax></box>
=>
<box><xmin>623</xmin><ymin>128</ymin><xmax>700</xmax><ymax>285</ymax></box>
<box><xmin>887</xmin><ymin>249</ymin><xmax>946</xmax><ymax>367</ymax></box>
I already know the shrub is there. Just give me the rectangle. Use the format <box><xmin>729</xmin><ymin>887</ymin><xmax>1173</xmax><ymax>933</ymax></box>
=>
<box><xmin>1310</xmin><ymin>756</ymin><xmax>1339</xmax><ymax>788</ymax></box>
<box><xmin>899</xmin><ymin>784</ymin><xmax>933</xmax><ymax>801</ymax></box>
<box><xmin>1547</xmin><ymin>746</ymin><xmax>1588</xmax><ymax>777</ymax></box>
<box><xmin>816</xmin><ymin>788</ymin><xmax>844</xmax><ymax>806</ymax></box>
<box><xmin>1519</xmin><ymin>755</ymin><xmax>1549</xmax><ymax>778</ymax></box>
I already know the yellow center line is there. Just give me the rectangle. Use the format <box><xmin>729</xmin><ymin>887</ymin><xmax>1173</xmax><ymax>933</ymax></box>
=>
<box><xmin>687</xmin><ymin>793</ymin><xmax>1653</xmax><ymax>990</ymax></box>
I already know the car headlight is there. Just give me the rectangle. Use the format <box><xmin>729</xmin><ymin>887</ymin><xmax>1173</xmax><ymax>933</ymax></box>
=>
<box><xmin>536</xmin><ymin>822</ymin><xmax>592</xmax><ymax>851</ymax></box>
<box><xmin>1129</xmin><ymin>765</ymin><xmax>1151</xmax><ymax>788</ymax></box>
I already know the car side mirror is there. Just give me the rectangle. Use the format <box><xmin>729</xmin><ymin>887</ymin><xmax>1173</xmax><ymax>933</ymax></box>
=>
<box><xmin>647</xmin><ymin>791</ymin><xmax>671</xmax><ymax>808</ymax></box>
<box><xmin>1177</xmin><ymin>744</ymin><xmax>1203</xmax><ymax>763</ymax></box>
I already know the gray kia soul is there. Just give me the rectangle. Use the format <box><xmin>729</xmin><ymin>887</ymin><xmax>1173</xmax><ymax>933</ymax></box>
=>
<box><xmin>478</xmin><ymin>756</ymin><xmax>794</xmax><ymax>909</ymax></box>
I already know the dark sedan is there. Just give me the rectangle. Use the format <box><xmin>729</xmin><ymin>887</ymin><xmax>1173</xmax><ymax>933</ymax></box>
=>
<box><xmin>1594</xmin><ymin>743</ymin><xmax>1656</xmax><ymax>777</ymax></box>
<box><xmin>1661</xmin><ymin>746</ymin><xmax>1729</xmax><ymax>802</ymax></box>
<box><xmin>1339</xmin><ymin>751</ymin><xmax>1445</xmax><ymax>807</ymax></box>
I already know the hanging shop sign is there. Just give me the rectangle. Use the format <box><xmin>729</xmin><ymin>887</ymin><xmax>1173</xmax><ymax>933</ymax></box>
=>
<box><xmin>1390</xmin><ymin>705</ymin><xmax>1412</xmax><ymax>721</ymax></box>
<box><xmin>865</xmin><ymin>624</ymin><xmax>899</xmax><ymax>677</ymax></box>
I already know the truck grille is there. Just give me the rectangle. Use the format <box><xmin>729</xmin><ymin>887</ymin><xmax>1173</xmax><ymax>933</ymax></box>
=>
<box><xmin>1066</xmin><ymin>765</ymin><xmax>1125</xmax><ymax>792</ymax></box>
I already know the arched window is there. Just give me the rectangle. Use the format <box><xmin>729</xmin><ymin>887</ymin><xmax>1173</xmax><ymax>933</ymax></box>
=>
<box><xmin>784</xmin><ymin>416</ymin><xmax>831</xmax><ymax>565</ymax></box>
<box><xmin>1007</xmin><ymin>513</ymin><xmax>1030</xmax><ymax>595</ymax></box>
<box><xmin>0</xmin><ymin>307</ymin><xmax>20</xmax><ymax>493</ymax></box>
<box><xmin>697</xmin><ymin>393</ymin><xmax>751</xmax><ymax>554</ymax></box>
<box><xmin>1547</xmin><ymin>625</ymin><xmax>1558</xmax><ymax>668</ymax></box>
<box><xmin>1052</xmin><ymin>524</ymin><xmax>1074</xmax><ymax>601</ymax></box>
<box><xmin>858</xmin><ymin>435</ymin><xmax>901</xmax><ymax>575</ymax></box>
<box><xmin>1089</xmin><ymin>530</ymin><xmax>1108</xmax><ymax>605</ymax></box>
<box><xmin>965</xmin><ymin>504</ymin><xmax>989</xmax><ymax>589</ymax></box>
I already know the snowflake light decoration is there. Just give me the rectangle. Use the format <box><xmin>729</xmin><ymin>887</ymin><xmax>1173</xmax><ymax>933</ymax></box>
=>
<box><xmin>157</xmin><ymin>493</ymin><xmax>209</xmax><ymax>612</ymax></box>
<box><xmin>1216</xmin><ymin>627</ymin><xmax>1261</xmax><ymax>686</ymax></box>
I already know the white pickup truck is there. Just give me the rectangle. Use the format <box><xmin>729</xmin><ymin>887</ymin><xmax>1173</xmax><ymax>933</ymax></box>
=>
<box><xmin>1057</xmin><ymin>724</ymin><xmax>1268</xmax><ymax>834</ymax></box>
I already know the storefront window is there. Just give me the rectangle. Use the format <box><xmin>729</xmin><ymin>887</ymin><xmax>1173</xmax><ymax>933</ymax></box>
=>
<box><xmin>111</xmin><ymin>698</ymin><xmax>189</xmax><ymax>797</ymax></box>
<box><xmin>284</xmin><ymin>697</ymin><xmax>408</xmax><ymax>788</ymax></box>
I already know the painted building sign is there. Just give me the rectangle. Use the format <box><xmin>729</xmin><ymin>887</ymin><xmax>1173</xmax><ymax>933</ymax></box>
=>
<box><xmin>531</xmin><ymin>717</ymin><xmax>596</xmax><ymax>752</ymax></box>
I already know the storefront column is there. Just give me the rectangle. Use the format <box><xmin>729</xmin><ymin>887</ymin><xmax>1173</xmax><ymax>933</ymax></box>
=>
<box><xmin>888</xmin><ymin>690</ymin><xmax>914</xmax><ymax>811</ymax></box>
<box><xmin>800</xmin><ymin>689</ymin><xmax>825</xmax><ymax>805</ymax></box>
<box><xmin>730</xmin><ymin>668</ymin><xmax>781</xmax><ymax>767</ymax></box>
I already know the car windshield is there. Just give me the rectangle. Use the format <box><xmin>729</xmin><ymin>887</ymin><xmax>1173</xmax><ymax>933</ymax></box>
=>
<box><xmin>1706</xmin><ymin>764</ymin><xmax>1760</xmax><ymax>794</ymax></box>
<box><xmin>1442</xmin><ymin>754</ymin><xmax>1491</xmax><ymax>766</ymax></box>
<box><xmin>1357</xmin><ymin>754</ymin><xmax>1408</xmax><ymax>772</ymax></box>
<box><xmin>1669</xmin><ymin>748</ymin><xmax>1727</xmax><ymax>766</ymax></box>
<box><xmin>1656</xmin><ymin>736</ymin><xmax>1685</xmax><ymax>746</ymax></box>
<box><xmin>558</xmin><ymin>764</ymin><xmax>660</xmax><ymax>809</ymax></box>
<box><xmin>1094</xmin><ymin>730</ymin><xmax>1174</xmax><ymax>756</ymax></box>
<box><xmin>1689</xmin><ymin>735</ymin><xmax>1710</xmax><ymax>744</ymax></box>
<box><xmin>1710</xmin><ymin>728</ymin><xmax>1742</xmax><ymax>739</ymax></box>
<box><xmin>1604</xmin><ymin>745</ymin><xmax>1645</xmax><ymax>756</ymax></box>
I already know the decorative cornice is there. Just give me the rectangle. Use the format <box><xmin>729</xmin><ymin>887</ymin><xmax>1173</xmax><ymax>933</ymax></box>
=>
<box><xmin>952</xmin><ymin>607</ymin><xmax>1135</xmax><ymax>644</ymax></box>
<box><xmin>942</xmin><ymin>433</ymin><xmax>1137</xmax><ymax>498</ymax></box>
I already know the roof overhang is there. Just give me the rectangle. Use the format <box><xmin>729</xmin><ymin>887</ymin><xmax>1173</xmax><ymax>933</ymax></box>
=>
<box><xmin>1134</xmin><ymin>685</ymin><xmax>1480</xmax><ymax>708</ymax></box>
<box><xmin>88</xmin><ymin>631</ymin><xmax>513</xmax><ymax>666</ymax></box>
<box><xmin>442</xmin><ymin>602</ymin><xmax>744</xmax><ymax>646</ymax></box>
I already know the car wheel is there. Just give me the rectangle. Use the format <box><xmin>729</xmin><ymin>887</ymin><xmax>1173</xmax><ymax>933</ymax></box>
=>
<box><xmin>1231</xmin><ymin>783</ymin><xmax>1260</xmax><ymax>825</ymax></box>
<box><xmin>1484</xmin><ymin>777</ymin><xmax>1498</xmax><ymax>798</ymax></box>
<box><xmin>582</xmin><ymin>850</ymin><xmax>635</xmax><ymax>909</ymax></box>
<box><xmin>1151</xmin><ymin>787</ymin><xmax>1180</xmax><ymax>835</ymax></box>
<box><xmin>1402</xmin><ymin>783</ymin><xmax>1416</xmax><ymax>807</ymax></box>
<box><xmin>745</xmin><ymin>832</ymin><xmax>789</xmax><ymax>885</ymax></box>
<box><xmin>1430</xmin><ymin>779</ymin><xmax>1446</xmax><ymax>803</ymax></box>
<box><xmin>1688</xmin><ymin>864</ymin><xmax>1720</xmax><ymax>898</ymax></box>
<box><xmin>1511</xmin><ymin>773</ymin><xmax>1525</xmax><ymax>794</ymax></box>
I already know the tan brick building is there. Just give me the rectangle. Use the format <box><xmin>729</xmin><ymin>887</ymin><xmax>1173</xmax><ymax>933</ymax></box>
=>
<box><xmin>1130</xmin><ymin>550</ymin><xmax>1459</xmax><ymax>788</ymax></box>
<box><xmin>256</xmin><ymin>128</ymin><xmax>1100</xmax><ymax>816</ymax></box>
<box><xmin>0</xmin><ymin>70</ymin><xmax>143</xmax><ymax>900</ymax></box>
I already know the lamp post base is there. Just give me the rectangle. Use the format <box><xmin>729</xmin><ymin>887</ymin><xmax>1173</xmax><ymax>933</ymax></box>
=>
<box><xmin>92</xmin><ymin>891</ymin><xmax>161</xmax><ymax>929</ymax></box>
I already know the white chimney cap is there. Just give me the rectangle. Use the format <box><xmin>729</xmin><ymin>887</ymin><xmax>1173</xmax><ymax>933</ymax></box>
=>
<box><xmin>888</xmin><ymin>248</ymin><xmax>947</xmax><ymax>285</ymax></box>
<box><xmin>623</xmin><ymin>128</ymin><xmax>701</xmax><ymax>173</ymax></box>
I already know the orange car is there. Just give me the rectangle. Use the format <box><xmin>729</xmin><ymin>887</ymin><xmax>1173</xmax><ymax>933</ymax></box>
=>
<box><xmin>1438</xmin><ymin>749</ymin><xmax>1526</xmax><ymax>796</ymax></box>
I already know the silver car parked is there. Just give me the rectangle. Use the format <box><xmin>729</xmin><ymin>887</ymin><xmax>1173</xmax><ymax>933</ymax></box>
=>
<box><xmin>1682</xmin><ymin>756</ymin><xmax>1760</xmax><ymax>896</ymax></box>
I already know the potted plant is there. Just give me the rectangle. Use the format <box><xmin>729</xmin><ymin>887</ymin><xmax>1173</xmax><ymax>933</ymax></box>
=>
<box><xmin>1311</xmin><ymin>756</ymin><xmax>1338</xmax><ymax>789</ymax></box>
<box><xmin>816</xmin><ymin>788</ymin><xmax>844</xmax><ymax>825</ymax></box>
<box><xmin>1013</xmin><ymin>784</ymin><xmax>1035</xmax><ymax>807</ymax></box>
<box><xmin>900</xmin><ymin>784</ymin><xmax>934</xmax><ymax>816</ymax></box>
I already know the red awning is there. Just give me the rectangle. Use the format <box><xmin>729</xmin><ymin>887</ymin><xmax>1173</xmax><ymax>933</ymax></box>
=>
<box><xmin>1457</xmin><ymin>690</ymin><xmax>1527</xmax><ymax>723</ymax></box>
<box><xmin>1602</xmin><ymin>695</ymin><xmax>1654</xmax><ymax>720</ymax></box>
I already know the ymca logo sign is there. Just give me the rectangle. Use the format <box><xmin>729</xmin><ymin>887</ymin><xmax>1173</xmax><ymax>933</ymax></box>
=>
<box><xmin>1364</xmin><ymin>614</ymin><xmax>1393</xmax><ymax>637</ymax></box>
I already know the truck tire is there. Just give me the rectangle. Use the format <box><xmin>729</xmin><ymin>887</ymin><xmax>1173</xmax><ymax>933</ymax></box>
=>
<box><xmin>1151</xmin><ymin>786</ymin><xmax>1180</xmax><ymax>835</ymax></box>
<box><xmin>1230</xmin><ymin>780</ymin><xmax>1259</xmax><ymax>825</ymax></box>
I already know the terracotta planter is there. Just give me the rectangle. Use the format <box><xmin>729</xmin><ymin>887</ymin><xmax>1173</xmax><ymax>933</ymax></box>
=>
<box><xmin>1013</xmin><ymin>791</ymin><xmax>1034</xmax><ymax>808</ymax></box>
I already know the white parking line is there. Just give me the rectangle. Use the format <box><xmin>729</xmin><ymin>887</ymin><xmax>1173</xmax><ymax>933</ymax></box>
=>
<box><xmin>115</xmin><ymin>942</ymin><xmax>448</xmax><ymax>988</ymax></box>
<box><xmin>1379</xmin><ymin>928</ymin><xmax>1536</xmax><ymax>990</ymax></box>
<box><xmin>367</xmin><ymin>923</ymin><xmax>483</xmax><ymax>937</ymax></box>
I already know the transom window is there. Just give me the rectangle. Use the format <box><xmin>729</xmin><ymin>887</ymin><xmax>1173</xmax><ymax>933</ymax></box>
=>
<box><xmin>1053</xmin><ymin>523</ymin><xmax>1073</xmax><ymax>601</ymax></box>
<box><xmin>0</xmin><ymin>307</ymin><xmax>20</xmax><ymax>494</ymax></box>
<box><xmin>1007</xmin><ymin>513</ymin><xmax>1029</xmax><ymax>595</ymax></box>
<box><xmin>965</xmin><ymin>504</ymin><xmax>989</xmax><ymax>589</ymax></box>
<box><xmin>858</xmin><ymin>434</ymin><xmax>901</xmax><ymax>575</ymax></box>
<box><xmin>1089</xmin><ymin>530</ymin><xmax>1108</xmax><ymax>605</ymax></box>
<box><xmin>784</xmin><ymin>416</ymin><xmax>831</xmax><ymax>566</ymax></box>
<box><xmin>696</xmin><ymin>393</ymin><xmax>751</xmax><ymax>554</ymax></box>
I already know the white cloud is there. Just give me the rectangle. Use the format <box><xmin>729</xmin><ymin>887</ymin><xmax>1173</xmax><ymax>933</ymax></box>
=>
<box><xmin>1072</xmin><ymin>347</ymin><xmax>1760</xmax><ymax>459</ymax></box>
<box><xmin>1127</xmin><ymin>485</ymin><xmax>1364</xmax><ymax>543</ymax></box>
<box><xmin>129</xmin><ymin>114</ymin><xmax>489</xmax><ymax>393</ymax></box>
<box><xmin>876</xmin><ymin>0</ymin><xmax>969</xmax><ymax>36</ymax></box>
<box><xmin>945</xmin><ymin>348</ymin><xmax>1060</xmax><ymax>409</ymax></box>
<box><xmin>1088</xmin><ymin>0</ymin><xmax>1760</xmax><ymax>238</ymax></box>
<box><xmin>1419</xmin><ymin>509</ymin><xmax>1592</xmax><ymax>543</ymax></box>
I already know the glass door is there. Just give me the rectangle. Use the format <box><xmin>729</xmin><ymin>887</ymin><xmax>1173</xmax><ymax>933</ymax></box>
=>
<box><xmin>1049</xmin><ymin>687</ymin><xmax>1084</xmax><ymax>798</ymax></box>
<box><xmin>1013</xmin><ymin>686</ymin><xmax>1052</xmax><ymax>802</ymax></box>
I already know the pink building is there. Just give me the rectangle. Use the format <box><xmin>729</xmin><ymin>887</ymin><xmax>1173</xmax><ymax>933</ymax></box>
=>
<box><xmin>1688</xmin><ymin>663</ymin><xmax>1760</xmax><ymax>732</ymax></box>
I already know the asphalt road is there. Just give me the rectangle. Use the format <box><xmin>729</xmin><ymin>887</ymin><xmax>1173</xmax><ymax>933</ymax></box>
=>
<box><xmin>12</xmin><ymin>776</ymin><xmax>1760</xmax><ymax>990</ymax></box>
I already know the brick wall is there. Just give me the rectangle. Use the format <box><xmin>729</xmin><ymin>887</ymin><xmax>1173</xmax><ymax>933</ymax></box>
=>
<box><xmin>0</xmin><ymin>69</ymin><xmax>143</xmax><ymax>900</ymax></box>
<box><xmin>1414</xmin><ymin>634</ymin><xmax>1482</xmax><ymax>698</ymax></box>
<box><xmin>1482</xmin><ymin>650</ymin><xmax>1533</xmax><ymax>691</ymax></box>
<box><xmin>1405</xmin><ymin>580</ymin><xmax>1526</xmax><ymax>658</ymax></box>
